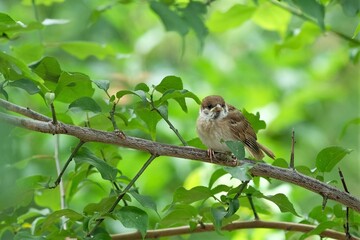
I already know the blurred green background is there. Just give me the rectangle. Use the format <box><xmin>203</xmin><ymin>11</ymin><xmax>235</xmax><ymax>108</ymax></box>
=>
<box><xmin>0</xmin><ymin>0</ymin><xmax>359</xmax><ymax>239</ymax></box>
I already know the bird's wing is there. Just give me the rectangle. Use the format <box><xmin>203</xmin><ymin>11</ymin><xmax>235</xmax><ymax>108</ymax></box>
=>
<box><xmin>226</xmin><ymin>105</ymin><xmax>264</xmax><ymax>159</ymax></box>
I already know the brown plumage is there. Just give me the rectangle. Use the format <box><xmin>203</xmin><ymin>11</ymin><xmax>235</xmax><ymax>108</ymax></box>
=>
<box><xmin>196</xmin><ymin>95</ymin><xmax>275</xmax><ymax>160</ymax></box>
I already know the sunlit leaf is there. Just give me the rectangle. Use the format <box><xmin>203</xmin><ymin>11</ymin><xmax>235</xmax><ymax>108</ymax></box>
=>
<box><xmin>252</xmin><ymin>2</ymin><xmax>291</xmax><ymax>37</ymax></box>
<box><xmin>114</xmin><ymin>206</ymin><xmax>148</xmax><ymax>238</ymax></box>
<box><xmin>74</xmin><ymin>147</ymin><xmax>118</xmax><ymax>182</ymax></box>
<box><xmin>69</xmin><ymin>97</ymin><xmax>102</xmax><ymax>113</ymax></box>
<box><xmin>316</xmin><ymin>146</ymin><xmax>352</xmax><ymax>172</ymax></box>
<box><xmin>21</xmin><ymin>0</ymin><xmax>65</xmax><ymax>6</ymax></box>
<box><xmin>207</xmin><ymin>4</ymin><xmax>255</xmax><ymax>32</ymax></box>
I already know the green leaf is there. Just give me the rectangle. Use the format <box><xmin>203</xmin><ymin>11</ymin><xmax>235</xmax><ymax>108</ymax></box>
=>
<box><xmin>225</xmin><ymin>198</ymin><xmax>240</xmax><ymax>218</ymax></box>
<box><xmin>130</xmin><ymin>191</ymin><xmax>158</xmax><ymax>214</ymax></box>
<box><xmin>299</xmin><ymin>221</ymin><xmax>339</xmax><ymax>240</ymax></box>
<box><xmin>150</xmin><ymin>1</ymin><xmax>189</xmax><ymax>36</ymax></box>
<box><xmin>134</xmin><ymin>82</ymin><xmax>150</xmax><ymax>92</ymax></box>
<box><xmin>41</xmin><ymin>209</ymin><xmax>83</xmax><ymax>232</ymax></box>
<box><xmin>316</xmin><ymin>146</ymin><xmax>352</xmax><ymax>172</ymax></box>
<box><xmin>8</xmin><ymin>79</ymin><xmax>40</xmax><ymax>95</ymax></box>
<box><xmin>12</xmin><ymin>44</ymin><xmax>44</xmax><ymax>64</ymax></box>
<box><xmin>116</xmin><ymin>89</ymin><xmax>148</xmax><ymax>103</ymax></box>
<box><xmin>293</xmin><ymin>0</ymin><xmax>325</xmax><ymax>30</ymax></box>
<box><xmin>252</xmin><ymin>2</ymin><xmax>291</xmax><ymax>37</ymax></box>
<box><xmin>264</xmin><ymin>193</ymin><xmax>299</xmax><ymax>216</ymax></box>
<box><xmin>114</xmin><ymin>206</ymin><xmax>148</xmax><ymax>238</ymax></box>
<box><xmin>172</xmin><ymin>186</ymin><xmax>213</xmax><ymax>204</ymax></box>
<box><xmin>340</xmin><ymin>0</ymin><xmax>360</xmax><ymax>17</ymax></box>
<box><xmin>207</xmin><ymin>4</ymin><xmax>255</xmax><ymax>32</ymax></box>
<box><xmin>0</xmin><ymin>51</ymin><xmax>48</xmax><ymax>92</ymax></box>
<box><xmin>54</xmin><ymin>71</ymin><xmax>94</xmax><ymax>103</ymax></box>
<box><xmin>159</xmin><ymin>89</ymin><xmax>201</xmax><ymax>112</ymax></box>
<box><xmin>211</xmin><ymin>206</ymin><xmax>227</xmax><ymax>233</ymax></box>
<box><xmin>14</xmin><ymin>231</ymin><xmax>45</xmax><ymax>240</ymax></box>
<box><xmin>74</xmin><ymin>147</ymin><xmax>118</xmax><ymax>181</ymax></box>
<box><xmin>182</xmin><ymin>2</ymin><xmax>208</xmax><ymax>47</ymax></box>
<box><xmin>83</xmin><ymin>196</ymin><xmax>117</xmax><ymax>215</ymax></box>
<box><xmin>340</xmin><ymin>117</ymin><xmax>360</xmax><ymax>139</ymax></box>
<box><xmin>187</xmin><ymin>137</ymin><xmax>206</xmax><ymax>149</ymax></box>
<box><xmin>223</xmin><ymin>140</ymin><xmax>245</xmax><ymax>159</ymax></box>
<box><xmin>68</xmin><ymin>97</ymin><xmax>102</xmax><ymax>113</ymax></box>
<box><xmin>161</xmin><ymin>204</ymin><xmax>197</xmax><ymax>227</ymax></box>
<box><xmin>155</xmin><ymin>75</ymin><xmax>183</xmax><ymax>93</ymax></box>
<box><xmin>22</xmin><ymin>0</ymin><xmax>65</xmax><ymax>6</ymax></box>
<box><xmin>272</xmin><ymin>158</ymin><xmax>289</xmax><ymax>168</ymax></box>
<box><xmin>60</xmin><ymin>41</ymin><xmax>115</xmax><ymax>60</ymax></box>
<box><xmin>223</xmin><ymin>163</ymin><xmax>252</xmax><ymax>182</ymax></box>
<box><xmin>93</xmin><ymin>80</ymin><xmax>110</xmax><ymax>92</ymax></box>
<box><xmin>31</xmin><ymin>56</ymin><xmax>62</xmax><ymax>85</ymax></box>
<box><xmin>134</xmin><ymin>105</ymin><xmax>162</xmax><ymax>140</ymax></box>
<box><xmin>242</xmin><ymin>109</ymin><xmax>266</xmax><ymax>133</ymax></box>
<box><xmin>209</xmin><ymin>168</ymin><xmax>228</xmax><ymax>189</ymax></box>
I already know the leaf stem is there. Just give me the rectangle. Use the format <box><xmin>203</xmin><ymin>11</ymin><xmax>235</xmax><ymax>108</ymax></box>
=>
<box><xmin>86</xmin><ymin>153</ymin><xmax>158</xmax><ymax>237</ymax></box>
<box><xmin>50</xmin><ymin>140</ymin><xmax>85</xmax><ymax>189</ymax></box>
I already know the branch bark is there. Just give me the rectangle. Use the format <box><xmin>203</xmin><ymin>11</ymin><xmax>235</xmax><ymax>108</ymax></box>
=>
<box><xmin>111</xmin><ymin>220</ymin><xmax>359</xmax><ymax>240</ymax></box>
<box><xmin>0</xmin><ymin>100</ymin><xmax>359</xmax><ymax>214</ymax></box>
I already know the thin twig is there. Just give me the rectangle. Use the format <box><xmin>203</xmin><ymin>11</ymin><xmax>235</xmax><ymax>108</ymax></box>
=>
<box><xmin>290</xmin><ymin>129</ymin><xmax>295</xmax><ymax>169</ymax></box>
<box><xmin>86</xmin><ymin>154</ymin><xmax>158</xmax><ymax>237</ymax></box>
<box><xmin>339</xmin><ymin>168</ymin><xmax>351</xmax><ymax>239</ymax></box>
<box><xmin>247</xmin><ymin>194</ymin><xmax>259</xmax><ymax>220</ymax></box>
<box><xmin>111</xmin><ymin>220</ymin><xmax>358</xmax><ymax>240</ymax></box>
<box><xmin>269</xmin><ymin>0</ymin><xmax>360</xmax><ymax>45</ymax></box>
<box><xmin>0</xmin><ymin>98</ymin><xmax>50</xmax><ymax>122</ymax></box>
<box><xmin>150</xmin><ymin>91</ymin><xmax>187</xmax><ymax>146</ymax></box>
<box><xmin>54</xmin><ymin>134</ymin><xmax>67</xmax><ymax>229</ymax></box>
<box><xmin>50</xmin><ymin>141</ymin><xmax>85</xmax><ymax>188</ymax></box>
<box><xmin>50</xmin><ymin>103</ymin><xmax>57</xmax><ymax>124</ymax></box>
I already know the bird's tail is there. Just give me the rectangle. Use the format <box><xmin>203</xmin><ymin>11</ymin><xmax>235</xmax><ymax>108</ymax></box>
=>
<box><xmin>258</xmin><ymin>143</ymin><xmax>276</xmax><ymax>159</ymax></box>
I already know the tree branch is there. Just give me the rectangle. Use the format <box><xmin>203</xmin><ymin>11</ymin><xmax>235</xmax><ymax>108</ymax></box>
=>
<box><xmin>111</xmin><ymin>220</ymin><xmax>359</xmax><ymax>240</ymax></box>
<box><xmin>0</xmin><ymin>104</ymin><xmax>359</xmax><ymax>213</ymax></box>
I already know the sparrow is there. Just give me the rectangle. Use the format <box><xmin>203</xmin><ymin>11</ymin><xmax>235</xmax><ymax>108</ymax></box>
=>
<box><xmin>196</xmin><ymin>95</ymin><xmax>275</xmax><ymax>160</ymax></box>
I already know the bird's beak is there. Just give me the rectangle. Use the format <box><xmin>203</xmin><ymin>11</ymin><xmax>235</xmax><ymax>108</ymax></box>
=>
<box><xmin>212</xmin><ymin>104</ymin><xmax>223</xmax><ymax>113</ymax></box>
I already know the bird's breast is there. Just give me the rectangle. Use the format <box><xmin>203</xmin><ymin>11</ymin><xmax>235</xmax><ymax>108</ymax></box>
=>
<box><xmin>196</xmin><ymin>117</ymin><xmax>234</xmax><ymax>152</ymax></box>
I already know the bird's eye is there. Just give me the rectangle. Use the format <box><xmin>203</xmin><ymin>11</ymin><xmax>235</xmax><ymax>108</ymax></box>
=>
<box><xmin>207</xmin><ymin>104</ymin><xmax>213</xmax><ymax>109</ymax></box>
<box><xmin>221</xmin><ymin>103</ymin><xmax>225</xmax><ymax>108</ymax></box>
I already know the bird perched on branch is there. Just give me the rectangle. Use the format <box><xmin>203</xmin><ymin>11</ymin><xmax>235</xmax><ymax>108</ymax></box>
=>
<box><xmin>196</xmin><ymin>95</ymin><xmax>275</xmax><ymax>160</ymax></box>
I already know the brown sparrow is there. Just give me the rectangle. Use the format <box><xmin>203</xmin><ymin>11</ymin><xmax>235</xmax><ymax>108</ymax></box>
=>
<box><xmin>196</xmin><ymin>95</ymin><xmax>275</xmax><ymax>160</ymax></box>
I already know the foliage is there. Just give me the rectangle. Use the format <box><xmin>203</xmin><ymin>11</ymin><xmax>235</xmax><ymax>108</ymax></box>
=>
<box><xmin>0</xmin><ymin>0</ymin><xmax>359</xmax><ymax>239</ymax></box>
